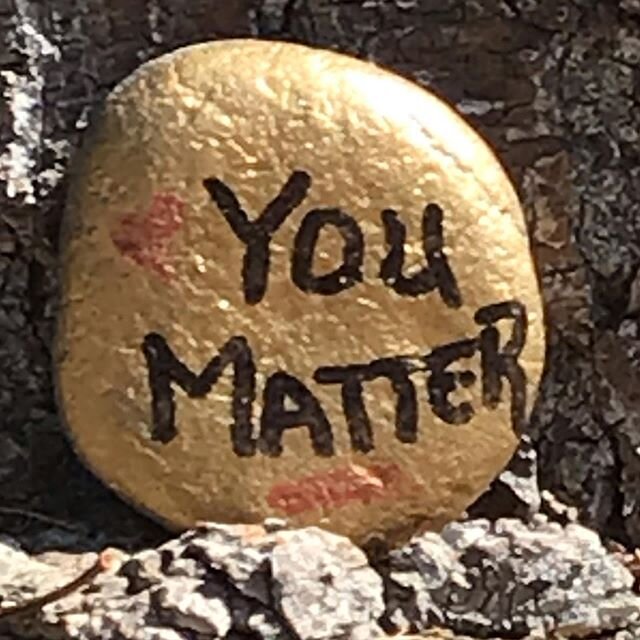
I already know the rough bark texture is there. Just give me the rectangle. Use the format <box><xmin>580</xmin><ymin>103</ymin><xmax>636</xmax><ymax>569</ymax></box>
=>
<box><xmin>2</xmin><ymin>520</ymin><xmax>640</xmax><ymax>639</ymax></box>
<box><xmin>2</xmin><ymin>0</ymin><xmax>640</xmax><ymax>637</ymax></box>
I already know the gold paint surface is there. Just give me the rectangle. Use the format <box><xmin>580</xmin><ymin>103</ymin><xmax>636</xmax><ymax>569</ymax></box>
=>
<box><xmin>56</xmin><ymin>39</ymin><xmax>546</xmax><ymax>545</ymax></box>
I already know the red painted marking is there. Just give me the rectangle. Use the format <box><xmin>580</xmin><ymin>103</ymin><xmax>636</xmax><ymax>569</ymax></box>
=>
<box><xmin>111</xmin><ymin>192</ymin><xmax>186</xmax><ymax>279</ymax></box>
<box><xmin>267</xmin><ymin>462</ymin><xmax>412</xmax><ymax>516</ymax></box>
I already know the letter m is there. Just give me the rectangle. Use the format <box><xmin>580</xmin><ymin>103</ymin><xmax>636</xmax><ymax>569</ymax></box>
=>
<box><xmin>141</xmin><ymin>333</ymin><xmax>256</xmax><ymax>456</ymax></box>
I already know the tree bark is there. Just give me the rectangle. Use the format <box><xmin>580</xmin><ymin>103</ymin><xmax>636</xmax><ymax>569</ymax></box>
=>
<box><xmin>1</xmin><ymin>0</ymin><xmax>640</xmax><ymax>550</ymax></box>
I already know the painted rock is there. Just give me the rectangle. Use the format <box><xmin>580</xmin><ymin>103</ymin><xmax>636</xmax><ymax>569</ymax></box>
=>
<box><xmin>56</xmin><ymin>39</ymin><xmax>545</xmax><ymax>544</ymax></box>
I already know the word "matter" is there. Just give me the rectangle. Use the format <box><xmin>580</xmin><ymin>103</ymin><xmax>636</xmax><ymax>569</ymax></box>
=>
<box><xmin>142</xmin><ymin>300</ymin><xmax>527</xmax><ymax>457</ymax></box>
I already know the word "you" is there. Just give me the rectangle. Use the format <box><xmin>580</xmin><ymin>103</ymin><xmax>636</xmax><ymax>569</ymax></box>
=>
<box><xmin>203</xmin><ymin>171</ymin><xmax>462</xmax><ymax>308</ymax></box>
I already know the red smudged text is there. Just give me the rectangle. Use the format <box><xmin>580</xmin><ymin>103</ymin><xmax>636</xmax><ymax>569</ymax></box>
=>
<box><xmin>267</xmin><ymin>462</ymin><xmax>412</xmax><ymax>516</ymax></box>
<box><xmin>111</xmin><ymin>192</ymin><xmax>186</xmax><ymax>280</ymax></box>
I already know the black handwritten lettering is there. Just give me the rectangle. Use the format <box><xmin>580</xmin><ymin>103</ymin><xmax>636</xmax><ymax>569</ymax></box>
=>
<box><xmin>292</xmin><ymin>208</ymin><xmax>364</xmax><ymax>295</ymax></box>
<box><xmin>314</xmin><ymin>359</ymin><xmax>417</xmax><ymax>452</ymax></box>
<box><xmin>259</xmin><ymin>371</ymin><xmax>334</xmax><ymax>457</ymax></box>
<box><xmin>203</xmin><ymin>171</ymin><xmax>311</xmax><ymax>304</ymax></box>
<box><xmin>203</xmin><ymin>173</ymin><xmax>464</xmax><ymax>307</ymax></box>
<box><xmin>474</xmin><ymin>300</ymin><xmax>528</xmax><ymax>434</ymax></box>
<box><xmin>380</xmin><ymin>204</ymin><xmax>462</xmax><ymax>308</ymax></box>
<box><xmin>424</xmin><ymin>338</ymin><xmax>478</xmax><ymax>425</ymax></box>
<box><xmin>141</xmin><ymin>299</ymin><xmax>529</xmax><ymax>455</ymax></box>
<box><xmin>141</xmin><ymin>333</ymin><xmax>256</xmax><ymax>455</ymax></box>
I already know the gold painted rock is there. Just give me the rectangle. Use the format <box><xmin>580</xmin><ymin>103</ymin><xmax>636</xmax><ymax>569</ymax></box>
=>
<box><xmin>56</xmin><ymin>39</ymin><xmax>545</xmax><ymax>544</ymax></box>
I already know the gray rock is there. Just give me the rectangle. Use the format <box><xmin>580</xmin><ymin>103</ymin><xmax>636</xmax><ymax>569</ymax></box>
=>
<box><xmin>0</xmin><ymin>536</ymin><xmax>101</xmax><ymax>613</ymax></box>
<box><xmin>153</xmin><ymin>577</ymin><xmax>232</xmax><ymax>636</ymax></box>
<box><xmin>1</xmin><ymin>524</ymin><xmax>382</xmax><ymax>640</ymax></box>
<box><xmin>180</xmin><ymin>523</ymin><xmax>276</xmax><ymax>604</ymax></box>
<box><xmin>386</xmin><ymin>518</ymin><xmax>640</xmax><ymax>638</ymax></box>
<box><xmin>272</xmin><ymin>528</ymin><xmax>384</xmax><ymax>640</ymax></box>
<box><xmin>3</xmin><ymin>520</ymin><xmax>640</xmax><ymax>640</ymax></box>
<box><xmin>468</xmin><ymin>435</ymin><xmax>541</xmax><ymax>521</ymax></box>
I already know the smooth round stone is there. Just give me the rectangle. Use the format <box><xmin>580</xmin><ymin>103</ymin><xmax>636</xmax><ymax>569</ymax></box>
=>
<box><xmin>57</xmin><ymin>39</ymin><xmax>545</xmax><ymax>544</ymax></box>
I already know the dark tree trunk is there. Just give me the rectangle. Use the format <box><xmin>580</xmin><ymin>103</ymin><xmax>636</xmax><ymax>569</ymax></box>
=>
<box><xmin>1</xmin><ymin>0</ymin><xmax>640</xmax><ymax>552</ymax></box>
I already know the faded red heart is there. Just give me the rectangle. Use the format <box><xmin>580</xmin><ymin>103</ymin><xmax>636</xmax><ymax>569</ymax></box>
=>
<box><xmin>267</xmin><ymin>462</ymin><xmax>418</xmax><ymax>516</ymax></box>
<box><xmin>111</xmin><ymin>192</ymin><xmax>186</xmax><ymax>280</ymax></box>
